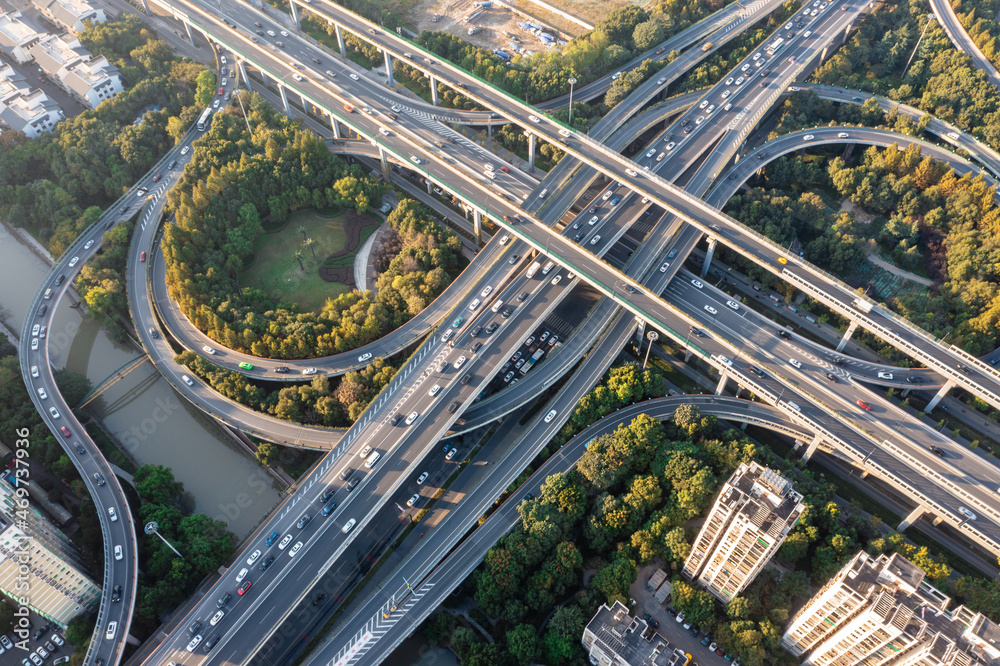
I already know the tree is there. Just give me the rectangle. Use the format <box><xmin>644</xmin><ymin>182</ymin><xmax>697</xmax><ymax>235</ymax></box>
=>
<box><xmin>592</xmin><ymin>556</ymin><xmax>637</xmax><ymax>601</ymax></box>
<box><xmin>256</xmin><ymin>441</ymin><xmax>279</xmax><ymax>467</ymax></box>
<box><xmin>294</xmin><ymin>250</ymin><xmax>304</xmax><ymax>270</ymax></box>
<box><xmin>662</xmin><ymin>527</ymin><xmax>690</xmax><ymax>563</ymax></box>
<box><xmin>450</xmin><ymin>626</ymin><xmax>479</xmax><ymax>658</ymax></box>
<box><xmin>195</xmin><ymin>69</ymin><xmax>217</xmax><ymax>107</ymax></box>
<box><xmin>633</xmin><ymin>20</ymin><xmax>665</xmax><ymax>51</ymax></box>
<box><xmin>65</xmin><ymin>614</ymin><xmax>95</xmax><ymax>647</ymax></box>
<box><xmin>303</xmin><ymin>237</ymin><xmax>317</xmax><ymax>260</ymax></box>
<box><xmin>543</xmin><ymin>606</ymin><xmax>585</xmax><ymax>664</ymax></box>
<box><xmin>506</xmin><ymin>624</ymin><xmax>539</xmax><ymax>666</ymax></box>
<box><xmin>134</xmin><ymin>464</ymin><xmax>183</xmax><ymax>506</ymax></box>
<box><xmin>671</xmin><ymin>579</ymin><xmax>716</xmax><ymax>627</ymax></box>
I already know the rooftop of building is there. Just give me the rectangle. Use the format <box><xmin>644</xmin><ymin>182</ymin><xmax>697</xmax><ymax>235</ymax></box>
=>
<box><xmin>720</xmin><ymin>462</ymin><xmax>804</xmax><ymax>537</ymax></box>
<box><xmin>33</xmin><ymin>0</ymin><xmax>99</xmax><ymax>18</ymax></box>
<box><xmin>586</xmin><ymin>601</ymin><xmax>672</xmax><ymax>666</ymax></box>
<box><xmin>0</xmin><ymin>11</ymin><xmax>44</xmax><ymax>45</ymax></box>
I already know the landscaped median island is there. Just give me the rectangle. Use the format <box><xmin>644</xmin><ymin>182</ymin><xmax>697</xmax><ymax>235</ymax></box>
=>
<box><xmin>162</xmin><ymin>95</ymin><xmax>467</xmax><ymax>361</ymax></box>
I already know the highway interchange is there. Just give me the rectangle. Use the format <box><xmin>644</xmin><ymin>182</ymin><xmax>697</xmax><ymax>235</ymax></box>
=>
<box><xmin>17</xmin><ymin>0</ymin><xmax>1000</xmax><ymax>661</ymax></box>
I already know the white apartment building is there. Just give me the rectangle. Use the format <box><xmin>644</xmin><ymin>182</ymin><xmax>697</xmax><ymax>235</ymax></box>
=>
<box><xmin>782</xmin><ymin>551</ymin><xmax>1000</xmax><ymax>666</ymax></box>
<box><xmin>0</xmin><ymin>11</ymin><xmax>46</xmax><ymax>65</ymax></box>
<box><xmin>0</xmin><ymin>481</ymin><xmax>100</xmax><ymax>627</ymax></box>
<box><xmin>29</xmin><ymin>32</ymin><xmax>122</xmax><ymax>108</ymax></box>
<box><xmin>31</xmin><ymin>0</ymin><xmax>106</xmax><ymax>34</ymax></box>
<box><xmin>682</xmin><ymin>462</ymin><xmax>804</xmax><ymax>601</ymax></box>
<box><xmin>0</xmin><ymin>64</ymin><xmax>64</xmax><ymax>136</ymax></box>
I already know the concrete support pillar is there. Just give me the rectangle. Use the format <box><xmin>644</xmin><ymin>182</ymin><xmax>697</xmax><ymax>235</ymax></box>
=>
<box><xmin>801</xmin><ymin>434</ymin><xmax>823</xmax><ymax>463</ymax></box>
<box><xmin>715</xmin><ymin>372</ymin><xmax>728</xmax><ymax>396</ymax></box>
<box><xmin>278</xmin><ymin>85</ymin><xmax>290</xmax><ymax>115</ymax></box>
<box><xmin>335</xmin><ymin>23</ymin><xmax>346</xmax><ymax>56</ymax></box>
<box><xmin>138</xmin><ymin>0</ymin><xmax>150</xmax><ymax>14</ymax></box>
<box><xmin>634</xmin><ymin>319</ymin><xmax>646</xmax><ymax>343</ymax></box>
<box><xmin>238</xmin><ymin>61</ymin><xmax>251</xmax><ymax>91</ymax></box>
<box><xmin>472</xmin><ymin>210</ymin><xmax>483</xmax><ymax>245</ymax></box>
<box><xmin>836</xmin><ymin>320</ymin><xmax>859</xmax><ymax>352</ymax></box>
<box><xmin>527</xmin><ymin>132</ymin><xmax>536</xmax><ymax>173</ymax></box>
<box><xmin>925</xmin><ymin>380</ymin><xmax>955</xmax><ymax>412</ymax></box>
<box><xmin>330</xmin><ymin>113</ymin><xmax>341</xmax><ymax>138</ymax></box>
<box><xmin>300</xmin><ymin>92</ymin><xmax>307</xmax><ymax>109</ymax></box>
<box><xmin>288</xmin><ymin>0</ymin><xmax>300</xmax><ymax>28</ymax></box>
<box><xmin>700</xmin><ymin>237</ymin><xmax>718</xmax><ymax>278</ymax></box>
<box><xmin>184</xmin><ymin>21</ymin><xmax>196</xmax><ymax>47</ymax></box>
<box><xmin>897</xmin><ymin>506</ymin><xmax>924</xmax><ymax>532</ymax></box>
<box><xmin>378</xmin><ymin>147</ymin><xmax>391</xmax><ymax>182</ymax></box>
<box><xmin>383</xmin><ymin>51</ymin><xmax>394</xmax><ymax>85</ymax></box>
<box><xmin>425</xmin><ymin>179</ymin><xmax>433</xmax><ymax>195</ymax></box>
<box><xmin>429</xmin><ymin>76</ymin><xmax>439</xmax><ymax>105</ymax></box>
<box><xmin>260</xmin><ymin>68</ymin><xmax>268</xmax><ymax>87</ymax></box>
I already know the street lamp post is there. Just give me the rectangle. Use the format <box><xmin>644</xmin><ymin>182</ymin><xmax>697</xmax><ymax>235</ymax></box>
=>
<box><xmin>903</xmin><ymin>14</ymin><xmax>936</xmax><ymax>77</ymax></box>
<box><xmin>145</xmin><ymin>521</ymin><xmax>183</xmax><ymax>558</ymax></box>
<box><xmin>643</xmin><ymin>330</ymin><xmax>659</xmax><ymax>369</ymax></box>
<box><xmin>567</xmin><ymin>77</ymin><xmax>577</xmax><ymax>127</ymax></box>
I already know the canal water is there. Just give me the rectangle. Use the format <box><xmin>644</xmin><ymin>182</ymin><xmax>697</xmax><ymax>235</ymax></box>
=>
<box><xmin>0</xmin><ymin>225</ymin><xmax>281</xmax><ymax>537</ymax></box>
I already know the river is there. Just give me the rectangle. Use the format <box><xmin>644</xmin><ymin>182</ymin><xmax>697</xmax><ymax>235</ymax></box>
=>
<box><xmin>0</xmin><ymin>224</ymin><xmax>282</xmax><ymax>537</ymax></box>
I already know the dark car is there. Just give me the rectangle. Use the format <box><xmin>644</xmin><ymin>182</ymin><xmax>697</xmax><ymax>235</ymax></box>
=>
<box><xmin>322</xmin><ymin>502</ymin><xmax>337</xmax><ymax>516</ymax></box>
<box><xmin>574</xmin><ymin>232</ymin><xmax>584</xmax><ymax>241</ymax></box>
<box><xmin>75</xmin><ymin>443</ymin><xmax>86</xmax><ymax>454</ymax></box>
<box><xmin>217</xmin><ymin>593</ymin><xmax>231</xmax><ymax>608</ymax></box>
<box><xmin>460</xmin><ymin>373</ymin><xmax>472</xmax><ymax>385</ymax></box>
<box><xmin>347</xmin><ymin>477</ymin><xmax>360</xmax><ymax>491</ymax></box>
<box><xmin>391</xmin><ymin>413</ymin><xmax>403</xmax><ymax>426</ymax></box>
<box><xmin>312</xmin><ymin>57</ymin><xmax>321</xmax><ymax>64</ymax></box>
<box><xmin>906</xmin><ymin>376</ymin><xmax>923</xmax><ymax>384</ymax></box>
<box><xmin>274</xmin><ymin>366</ymin><xmax>289</xmax><ymax>373</ymax></box>
<box><xmin>501</xmin><ymin>307</ymin><xmax>513</xmax><ymax>318</ymax></box>
<box><xmin>111</xmin><ymin>585</ymin><xmax>122</xmax><ymax>603</ymax></box>
<box><xmin>37</xmin><ymin>305</ymin><xmax>47</xmax><ymax>317</ymax></box>
<box><xmin>321</xmin><ymin>487</ymin><xmax>335</xmax><ymax>502</ymax></box>
<box><xmin>834</xmin><ymin>358</ymin><xmax>846</xmax><ymax>366</ymax></box>
<box><xmin>517</xmin><ymin>291</ymin><xmax>528</xmax><ymax>302</ymax></box>
<box><xmin>472</xmin><ymin>325</ymin><xmax>483</xmax><ymax>336</ymax></box>
<box><xmin>589</xmin><ymin>205</ymin><xmax>599</xmax><ymax>213</ymax></box>
<box><xmin>340</xmin><ymin>468</ymin><xmax>353</xmax><ymax>481</ymax></box>
<box><xmin>958</xmin><ymin>364</ymin><xmax>972</xmax><ymax>374</ymax></box>
<box><xmin>929</xmin><ymin>446</ymin><xmax>946</xmax><ymax>457</ymax></box>
<box><xmin>448</xmin><ymin>401</ymin><xmax>460</xmax><ymax>413</ymax></box>
<box><xmin>826</xmin><ymin>373</ymin><xmax>838</xmax><ymax>382</ymax></box>
<box><xmin>204</xmin><ymin>635</ymin><xmax>220</xmax><ymax>651</ymax></box>
<box><xmin>471</xmin><ymin>342</ymin><xmax>483</xmax><ymax>353</ymax></box>
<box><xmin>486</xmin><ymin>322</ymin><xmax>499</xmax><ymax>334</ymax></box>
<box><xmin>749</xmin><ymin>366</ymin><xmax>765</xmax><ymax>378</ymax></box>
<box><xmin>702</xmin><ymin>637</ymin><xmax>711</xmax><ymax>647</ymax></box>
<box><xmin>778</xmin><ymin>330</ymin><xmax>791</xmax><ymax>339</ymax></box>
<box><xmin>259</xmin><ymin>555</ymin><xmax>275</xmax><ymax>571</ymax></box>
<box><xmin>296</xmin><ymin>514</ymin><xmax>311</xmax><ymax>529</ymax></box>
<box><xmin>187</xmin><ymin>621</ymin><xmax>201</xmax><ymax>637</ymax></box>
<box><xmin>55</xmin><ymin>274</ymin><xmax>65</xmax><ymax>286</ymax></box>
<box><xmin>265</xmin><ymin>531</ymin><xmax>279</xmax><ymax>546</ymax></box>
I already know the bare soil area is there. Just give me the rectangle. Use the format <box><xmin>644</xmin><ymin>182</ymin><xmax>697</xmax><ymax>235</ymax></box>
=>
<box><xmin>411</xmin><ymin>0</ymin><xmax>578</xmax><ymax>51</ymax></box>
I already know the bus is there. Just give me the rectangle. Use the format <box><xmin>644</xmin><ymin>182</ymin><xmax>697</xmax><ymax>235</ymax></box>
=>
<box><xmin>765</xmin><ymin>37</ymin><xmax>785</xmax><ymax>56</ymax></box>
<box><xmin>196</xmin><ymin>107</ymin><xmax>212</xmax><ymax>132</ymax></box>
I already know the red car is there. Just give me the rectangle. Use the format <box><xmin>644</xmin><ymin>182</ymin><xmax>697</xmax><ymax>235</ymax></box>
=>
<box><xmin>217</xmin><ymin>87</ymin><xmax>225</xmax><ymax>96</ymax></box>
<box><xmin>238</xmin><ymin>580</ymin><xmax>252</xmax><ymax>596</ymax></box>
<box><xmin>500</xmin><ymin>165</ymin><xmax>510</xmax><ymax>173</ymax></box>
<box><xmin>139</xmin><ymin>251</ymin><xmax>146</xmax><ymax>262</ymax></box>
<box><xmin>857</xmin><ymin>400</ymin><xmax>872</xmax><ymax>411</ymax></box>
<box><xmin>59</xmin><ymin>426</ymin><xmax>71</xmax><ymax>437</ymax></box>
<box><xmin>152</xmin><ymin>173</ymin><xmax>162</xmax><ymax>182</ymax></box>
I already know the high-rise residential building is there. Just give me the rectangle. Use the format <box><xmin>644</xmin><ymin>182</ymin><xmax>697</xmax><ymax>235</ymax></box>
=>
<box><xmin>582</xmin><ymin>601</ymin><xmax>673</xmax><ymax>666</ymax></box>
<box><xmin>0</xmin><ymin>480</ymin><xmax>100</xmax><ymax>627</ymax></box>
<box><xmin>782</xmin><ymin>551</ymin><xmax>1000</xmax><ymax>666</ymax></box>
<box><xmin>682</xmin><ymin>461</ymin><xmax>804</xmax><ymax>601</ymax></box>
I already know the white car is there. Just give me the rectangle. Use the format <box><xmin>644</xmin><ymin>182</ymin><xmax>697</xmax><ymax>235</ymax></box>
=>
<box><xmin>544</xmin><ymin>409</ymin><xmax>557</xmax><ymax>423</ymax></box>
<box><xmin>278</xmin><ymin>534</ymin><xmax>293</xmax><ymax>550</ymax></box>
<box><xmin>691</xmin><ymin>279</ymin><xmax>703</xmax><ymax>289</ymax></box>
<box><xmin>626</xmin><ymin>168</ymin><xmax>638</xmax><ymax>177</ymax></box>
<box><xmin>30</xmin><ymin>366</ymin><xmax>38</xmax><ymax>378</ymax></box>
<box><xmin>292</xmin><ymin>73</ymin><xmax>304</xmax><ymax>82</ymax></box>
<box><xmin>611</xmin><ymin>71</ymin><xmax>622</xmax><ymax>80</ymax></box>
<box><xmin>589</xmin><ymin>215</ymin><xmax>600</xmax><ymax>225</ymax></box>
<box><xmin>877</xmin><ymin>372</ymin><xmax>893</xmax><ymax>380</ymax></box>
<box><xmin>480</xmin><ymin>285</ymin><xmax>493</xmax><ymax>298</ymax></box>
<box><xmin>695</xmin><ymin>116</ymin><xmax>705</xmax><ymax>125</ymax></box>
<box><xmin>280</xmin><ymin>30</ymin><xmax>288</xmax><ymax>36</ymax></box>
<box><xmin>551</xmin><ymin>275</ymin><xmax>562</xmax><ymax>285</ymax></box>
<box><xmin>405</xmin><ymin>411</ymin><xmax>419</xmax><ymax>425</ymax></box>
<box><xmin>114</xmin><ymin>545</ymin><xmax>123</xmax><ymax>560</ymax></box>
<box><xmin>656</xmin><ymin>77</ymin><xmax>666</xmax><ymax>85</ymax></box>
<box><xmin>203</xmin><ymin>346</ymin><xmax>216</xmax><ymax>355</ymax></box>
<box><xmin>699</xmin><ymin>100</ymin><xmax>708</xmax><ymax>109</ymax></box>
<box><xmin>602</xmin><ymin>191</ymin><xmax>613</xmax><ymax>201</ymax></box>
<box><xmin>49</xmin><ymin>407</ymin><xmax>59</xmax><ymax>418</ymax></box>
<box><xmin>213</xmin><ymin>100</ymin><xmax>220</xmax><ymax>109</ymax></box>
<box><xmin>349</xmin><ymin>73</ymin><xmax>359</xmax><ymax>80</ymax></box>
<box><xmin>722</xmin><ymin>90</ymin><xmax>731</xmax><ymax>98</ymax></box>
<box><xmin>789</xmin><ymin>358</ymin><xmax>803</xmax><ymax>368</ymax></box>
<box><xmin>236</xmin><ymin>567</ymin><xmax>248</xmax><ymax>582</ymax></box>
<box><xmin>267</xmin><ymin>30</ymin><xmax>275</xmax><ymax>36</ymax></box>
<box><xmin>289</xmin><ymin>541</ymin><xmax>303</xmax><ymax>556</ymax></box>
<box><xmin>428</xmin><ymin>384</ymin><xmax>441</xmax><ymax>397</ymax></box>
<box><xmin>210</xmin><ymin>610</ymin><xmax>225</xmax><ymax>626</ymax></box>
<box><xmin>704</xmin><ymin>305</ymin><xmax>718</xmax><ymax>315</ymax></box>
<box><xmin>558</xmin><ymin>128</ymin><xmax>572</xmax><ymax>137</ymax></box>
<box><xmin>590</xmin><ymin>235</ymin><xmax>602</xmax><ymax>245</ymax></box>
<box><xmin>341</xmin><ymin>519</ymin><xmax>356</xmax><ymax>533</ymax></box>
<box><xmin>410</xmin><ymin>156</ymin><xmax>421</xmax><ymax>165</ymax></box>
<box><xmin>665</xmin><ymin>142</ymin><xmax>676</xmax><ymax>151</ymax></box>
<box><xmin>499</xmin><ymin>235</ymin><xmax>509</xmax><ymax>245</ymax></box>
<box><xmin>406</xmin><ymin>494</ymin><xmax>420</xmax><ymax>507</ymax></box>
<box><xmin>803</xmin><ymin>134</ymin><xmax>815</xmax><ymax>141</ymax></box>
<box><xmin>359</xmin><ymin>445</ymin><xmax>372</xmax><ymax>458</ymax></box>
<box><xmin>838</xmin><ymin>132</ymin><xmax>849</xmax><ymax>138</ymax></box>
<box><xmin>302</xmin><ymin>367</ymin><xmax>317</xmax><ymax>375</ymax></box>
<box><xmin>105</xmin><ymin>622</ymin><xmax>116</xmax><ymax>641</ymax></box>
<box><xmin>453</xmin><ymin>356</ymin><xmax>467</xmax><ymax>369</ymax></box>
<box><xmin>247</xmin><ymin>549</ymin><xmax>261</xmax><ymax>566</ymax></box>
<box><xmin>660</xmin><ymin>263</ymin><xmax>670</xmax><ymax>273</ymax></box>
<box><xmin>445</xmin><ymin>447</ymin><xmax>458</xmax><ymax>460</ymax></box>
<box><xmin>960</xmin><ymin>507</ymin><xmax>977</xmax><ymax>521</ymax></box>
<box><xmin>416</xmin><ymin>472</ymin><xmax>428</xmax><ymax>484</ymax></box>
<box><xmin>735</xmin><ymin>76</ymin><xmax>745</xmax><ymax>85</ymax></box>
<box><xmin>727</xmin><ymin>300</ymin><xmax>740</xmax><ymax>310</ymax></box>
<box><xmin>646</xmin><ymin>149</ymin><xmax>656</xmax><ymax>158</ymax></box>
<box><xmin>528</xmin><ymin>115</ymin><xmax>540</xmax><ymax>123</ymax></box>
<box><xmin>84</xmin><ymin>240</ymin><xmax>94</xmax><ymax>249</ymax></box>
<box><xmin>181</xmin><ymin>146</ymin><xmax>190</xmax><ymax>156</ymax></box>
<box><xmin>108</xmin><ymin>507</ymin><xmax>117</xmax><ymax>522</ymax></box>
<box><xmin>379</xmin><ymin>128</ymin><xmax>390</xmax><ymax>136</ymax></box>
<box><xmin>717</xmin><ymin>355</ymin><xmax>733</xmax><ymax>367</ymax></box>
<box><xmin>358</xmin><ymin>352</ymin><xmax>372</xmax><ymax>362</ymax></box>
<box><xmin>68</xmin><ymin>256</ymin><xmax>79</xmax><ymax>267</ymax></box>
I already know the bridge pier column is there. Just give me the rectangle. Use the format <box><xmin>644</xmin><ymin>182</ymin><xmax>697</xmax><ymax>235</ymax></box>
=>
<box><xmin>335</xmin><ymin>23</ymin><xmax>346</xmax><ymax>56</ymax></box>
<box><xmin>278</xmin><ymin>85</ymin><xmax>291</xmax><ymax>115</ymax></box>
<box><xmin>473</xmin><ymin>210</ymin><xmax>483</xmax><ymax>245</ymax></box>
<box><xmin>383</xmin><ymin>51</ymin><xmax>394</xmax><ymax>86</ymax></box>
<box><xmin>288</xmin><ymin>0</ymin><xmax>300</xmax><ymax>28</ymax></box>
<box><xmin>138</xmin><ymin>0</ymin><xmax>150</xmax><ymax>13</ymax></box>
<box><xmin>425</xmin><ymin>179</ymin><xmax>433</xmax><ymax>195</ymax></box>
<box><xmin>378</xmin><ymin>147</ymin><xmax>391</xmax><ymax>182</ymax></box>
<box><xmin>429</xmin><ymin>76</ymin><xmax>439</xmax><ymax>105</ymax></box>
<box><xmin>300</xmin><ymin>92</ymin><xmax>307</xmax><ymax>109</ymax></box>
<box><xmin>926</xmin><ymin>380</ymin><xmax>955</xmax><ymax>412</ymax></box>
<box><xmin>238</xmin><ymin>61</ymin><xmax>251</xmax><ymax>91</ymax></box>
<box><xmin>715</xmin><ymin>372</ymin><xmax>728</xmax><ymax>396</ymax></box>
<box><xmin>635</xmin><ymin>319</ymin><xmax>646</xmax><ymax>343</ymax></box>
<box><xmin>897</xmin><ymin>506</ymin><xmax>924</xmax><ymax>532</ymax></box>
<box><xmin>330</xmin><ymin>112</ymin><xmax>341</xmax><ymax>138</ymax></box>
<box><xmin>183</xmin><ymin>21</ymin><xmax>196</xmax><ymax>47</ymax></box>
<box><xmin>836</xmin><ymin>320</ymin><xmax>859</xmax><ymax>352</ymax></box>
<box><xmin>700</xmin><ymin>236</ymin><xmax>718</xmax><ymax>278</ymax></box>
<box><xmin>260</xmin><ymin>68</ymin><xmax>268</xmax><ymax>87</ymax></box>
<box><xmin>527</xmin><ymin>132</ymin><xmax>536</xmax><ymax>172</ymax></box>
<box><xmin>801</xmin><ymin>434</ymin><xmax>823</xmax><ymax>463</ymax></box>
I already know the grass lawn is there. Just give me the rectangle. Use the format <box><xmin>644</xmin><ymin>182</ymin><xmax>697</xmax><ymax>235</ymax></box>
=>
<box><xmin>242</xmin><ymin>208</ymin><xmax>377</xmax><ymax>312</ymax></box>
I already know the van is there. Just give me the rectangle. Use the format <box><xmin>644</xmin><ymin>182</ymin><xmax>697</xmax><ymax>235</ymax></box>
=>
<box><xmin>491</xmin><ymin>299</ymin><xmax>505</xmax><ymax>313</ymax></box>
<box><xmin>43</xmin><ymin>289</ymin><xmax>52</xmax><ymax>300</ymax></box>
<box><xmin>182</xmin><ymin>375</ymin><xmax>194</xmax><ymax>386</ymax></box>
<box><xmin>468</xmin><ymin>298</ymin><xmax>481</xmax><ymax>311</ymax></box>
<box><xmin>541</xmin><ymin>261</ymin><xmax>555</xmax><ymax>275</ymax></box>
<box><xmin>365</xmin><ymin>451</ymin><xmax>381</xmax><ymax>468</ymax></box>
<box><xmin>786</xmin><ymin>401</ymin><xmax>801</xmax><ymax>412</ymax></box>
<box><xmin>539</xmin><ymin>189</ymin><xmax>548</xmax><ymax>199</ymax></box>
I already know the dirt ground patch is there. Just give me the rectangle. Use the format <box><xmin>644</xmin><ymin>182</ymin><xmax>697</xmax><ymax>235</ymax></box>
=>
<box><xmin>411</xmin><ymin>0</ymin><xmax>577</xmax><ymax>53</ymax></box>
<box><xmin>317</xmin><ymin>212</ymin><xmax>378</xmax><ymax>285</ymax></box>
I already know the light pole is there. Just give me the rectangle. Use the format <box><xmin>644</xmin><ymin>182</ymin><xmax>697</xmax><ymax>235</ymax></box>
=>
<box><xmin>567</xmin><ymin>77</ymin><xmax>577</xmax><ymax>127</ymax></box>
<box><xmin>643</xmin><ymin>330</ymin><xmax>659</xmax><ymax>369</ymax></box>
<box><xmin>145</xmin><ymin>521</ymin><xmax>183</xmax><ymax>558</ymax></box>
<box><xmin>903</xmin><ymin>14</ymin><xmax>936</xmax><ymax>77</ymax></box>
